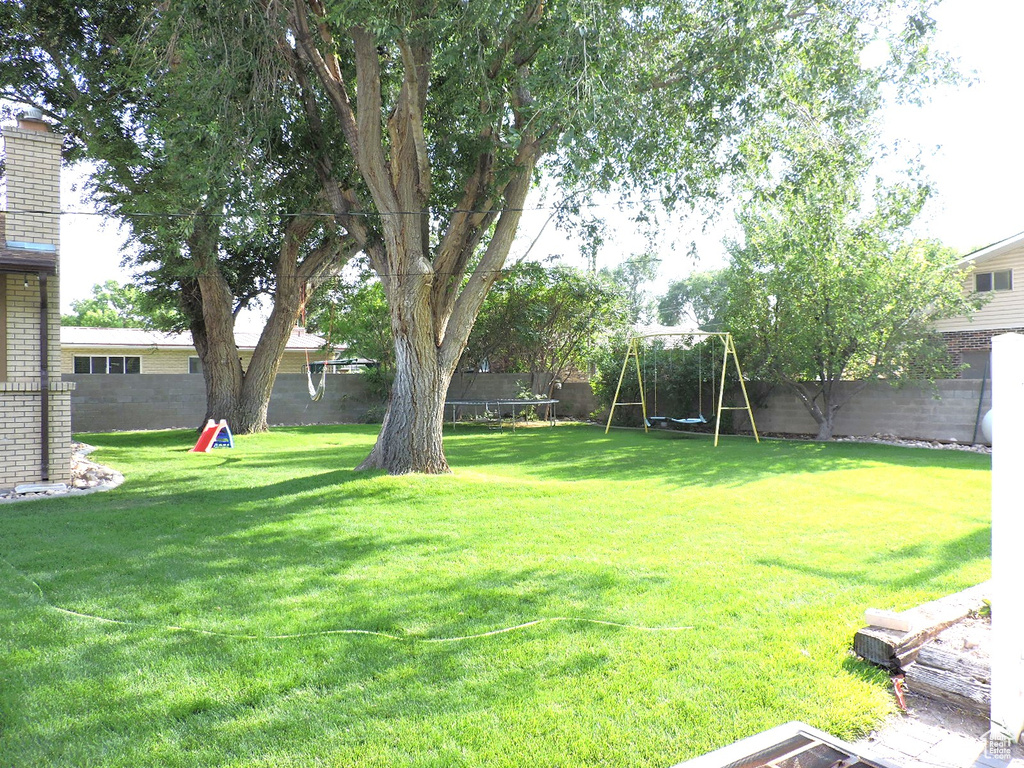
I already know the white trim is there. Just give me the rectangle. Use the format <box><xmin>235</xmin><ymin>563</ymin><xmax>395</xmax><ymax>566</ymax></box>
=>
<box><xmin>956</xmin><ymin>230</ymin><xmax>1024</xmax><ymax>268</ymax></box>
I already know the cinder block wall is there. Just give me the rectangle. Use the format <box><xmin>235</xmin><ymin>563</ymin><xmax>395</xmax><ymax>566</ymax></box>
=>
<box><xmin>68</xmin><ymin>373</ymin><xmax>387</xmax><ymax>432</ymax></box>
<box><xmin>735</xmin><ymin>379</ymin><xmax>992</xmax><ymax>444</ymax></box>
<box><xmin>1</xmin><ymin>122</ymin><xmax>73</xmax><ymax>488</ymax></box>
<box><xmin>67</xmin><ymin>372</ymin><xmax>600</xmax><ymax>433</ymax></box>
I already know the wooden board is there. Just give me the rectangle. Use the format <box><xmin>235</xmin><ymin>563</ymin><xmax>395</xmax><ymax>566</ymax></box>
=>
<box><xmin>916</xmin><ymin>644</ymin><xmax>991</xmax><ymax>682</ymax></box>
<box><xmin>853</xmin><ymin>582</ymin><xmax>990</xmax><ymax>672</ymax></box>
<box><xmin>905</xmin><ymin>660</ymin><xmax>991</xmax><ymax>717</ymax></box>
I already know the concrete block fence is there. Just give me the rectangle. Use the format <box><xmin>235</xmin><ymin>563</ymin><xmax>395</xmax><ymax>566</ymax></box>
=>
<box><xmin>67</xmin><ymin>371</ymin><xmax>988</xmax><ymax>444</ymax></box>
<box><xmin>734</xmin><ymin>379</ymin><xmax>992</xmax><ymax>445</ymax></box>
<box><xmin>66</xmin><ymin>372</ymin><xmax>600</xmax><ymax>433</ymax></box>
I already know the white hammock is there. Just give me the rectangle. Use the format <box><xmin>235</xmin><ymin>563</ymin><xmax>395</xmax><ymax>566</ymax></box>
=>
<box><xmin>306</xmin><ymin>361</ymin><xmax>327</xmax><ymax>401</ymax></box>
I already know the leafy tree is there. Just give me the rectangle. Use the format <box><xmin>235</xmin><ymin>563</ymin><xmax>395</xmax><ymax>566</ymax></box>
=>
<box><xmin>265</xmin><ymin>0</ymin><xmax>946</xmax><ymax>473</ymax></box>
<box><xmin>5</xmin><ymin>0</ymin><xmax>952</xmax><ymax>470</ymax></box>
<box><xmin>1</xmin><ymin>1</ymin><xmax>357</xmax><ymax>433</ymax></box>
<box><xmin>724</xmin><ymin>152</ymin><xmax>980</xmax><ymax>440</ymax></box>
<box><xmin>605</xmin><ymin>253</ymin><xmax>659</xmax><ymax>326</ymax></box>
<box><xmin>61</xmin><ymin>280</ymin><xmax>181</xmax><ymax>328</ymax></box>
<box><xmin>465</xmin><ymin>262</ymin><xmax>628</xmax><ymax>394</ymax></box>
<box><xmin>658</xmin><ymin>269</ymin><xmax>731</xmax><ymax>330</ymax></box>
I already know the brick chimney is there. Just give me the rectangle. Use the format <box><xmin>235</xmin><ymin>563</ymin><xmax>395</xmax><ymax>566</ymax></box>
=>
<box><xmin>0</xmin><ymin>110</ymin><xmax>72</xmax><ymax>489</ymax></box>
<box><xmin>3</xmin><ymin>108</ymin><xmax>63</xmax><ymax>252</ymax></box>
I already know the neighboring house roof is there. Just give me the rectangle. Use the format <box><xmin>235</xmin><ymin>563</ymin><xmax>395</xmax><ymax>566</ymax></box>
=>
<box><xmin>956</xmin><ymin>229</ymin><xmax>1024</xmax><ymax>268</ymax></box>
<box><xmin>634</xmin><ymin>322</ymin><xmax>704</xmax><ymax>337</ymax></box>
<box><xmin>61</xmin><ymin>325</ymin><xmax>331</xmax><ymax>352</ymax></box>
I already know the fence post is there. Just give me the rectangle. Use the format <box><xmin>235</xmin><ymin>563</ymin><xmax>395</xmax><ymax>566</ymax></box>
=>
<box><xmin>990</xmin><ymin>333</ymin><xmax>1024</xmax><ymax>751</ymax></box>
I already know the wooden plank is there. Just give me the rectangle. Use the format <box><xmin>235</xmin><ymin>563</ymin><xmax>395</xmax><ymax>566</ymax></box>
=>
<box><xmin>864</xmin><ymin>609</ymin><xmax>914</xmax><ymax>633</ymax></box>
<box><xmin>905</xmin><ymin>661</ymin><xmax>990</xmax><ymax>717</ymax></box>
<box><xmin>902</xmin><ymin>581</ymin><xmax>990</xmax><ymax>631</ymax></box>
<box><xmin>853</xmin><ymin>626</ymin><xmax>905</xmax><ymax>670</ymax></box>
<box><xmin>853</xmin><ymin>582</ymin><xmax>990</xmax><ymax>672</ymax></box>
<box><xmin>916</xmin><ymin>645</ymin><xmax>990</xmax><ymax>682</ymax></box>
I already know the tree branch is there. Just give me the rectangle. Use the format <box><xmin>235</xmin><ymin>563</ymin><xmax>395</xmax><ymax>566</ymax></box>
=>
<box><xmin>440</xmin><ymin>140</ymin><xmax>539</xmax><ymax>370</ymax></box>
<box><xmin>289</xmin><ymin>1</ymin><xmax>360</xmax><ymax>153</ymax></box>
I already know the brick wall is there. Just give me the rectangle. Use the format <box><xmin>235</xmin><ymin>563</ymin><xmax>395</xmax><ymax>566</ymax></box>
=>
<box><xmin>941</xmin><ymin>327</ymin><xmax>1024</xmax><ymax>371</ymax></box>
<box><xmin>3</xmin><ymin>125</ymin><xmax>62</xmax><ymax>248</ymax></box>
<box><xmin>6</xmin><ymin>274</ymin><xmax>61</xmax><ymax>379</ymax></box>
<box><xmin>1</xmin><ymin>121</ymin><xmax>73</xmax><ymax>489</ymax></box>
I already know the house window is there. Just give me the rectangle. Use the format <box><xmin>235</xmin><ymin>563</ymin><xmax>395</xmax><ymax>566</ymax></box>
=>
<box><xmin>975</xmin><ymin>269</ymin><xmax>1013</xmax><ymax>292</ymax></box>
<box><xmin>188</xmin><ymin>356</ymin><xmax>202</xmax><ymax>374</ymax></box>
<box><xmin>73</xmin><ymin>355</ymin><xmax>141</xmax><ymax>374</ymax></box>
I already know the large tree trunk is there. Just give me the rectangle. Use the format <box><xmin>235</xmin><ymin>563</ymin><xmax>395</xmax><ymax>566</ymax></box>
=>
<box><xmin>356</xmin><ymin>325</ymin><xmax>451</xmax><ymax>474</ymax></box>
<box><xmin>289</xmin><ymin>10</ymin><xmax>541</xmax><ymax>473</ymax></box>
<box><xmin>197</xmin><ymin>270</ymin><xmax>247</xmax><ymax>427</ymax></box>
<box><xmin>184</xmin><ymin>219</ymin><xmax>247</xmax><ymax>431</ymax></box>
<box><xmin>357</xmin><ymin>275</ymin><xmax>454</xmax><ymax>474</ymax></box>
<box><xmin>235</xmin><ymin>296</ymin><xmax>300</xmax><ymax>433</ymax></box>
<box><xmin>189</xmin><ymin>213</ymin><xmax>350</xmax><ymax>434</ymax></box>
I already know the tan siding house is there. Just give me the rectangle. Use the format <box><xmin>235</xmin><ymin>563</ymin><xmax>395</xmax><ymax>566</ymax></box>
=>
<box><xmin>933</xmin><ymin>231</ymin><xmax>1024</xmax><ymax>378</ymax></box>
<box><xmin>61</xmin><ymin>326</ymin><xmax>333</xmax><ymax>376</ymax></box>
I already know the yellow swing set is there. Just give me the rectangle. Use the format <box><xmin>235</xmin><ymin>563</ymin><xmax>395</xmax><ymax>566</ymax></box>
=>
<box><xmin>604</xmin><ymin>331</ymin><xmax>760</xmax><ymax>446</ymax></box>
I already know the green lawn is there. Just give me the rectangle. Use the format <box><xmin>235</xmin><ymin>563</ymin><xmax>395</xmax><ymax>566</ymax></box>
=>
<box><xmin>0</xmin><ymin>425</ymin><xmax>991</xmax><ymax>768</ymax></box>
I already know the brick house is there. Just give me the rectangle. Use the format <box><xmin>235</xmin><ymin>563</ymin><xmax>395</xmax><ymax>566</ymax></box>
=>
<box><xmin>933</xmin><ymin>231</ymin><xmax>1024</xmax><ymax>379</ymax></box>
<box><xmin>60</xmin><ymin>326</ymin><xmax>336</xmax><ymax>376</ymax></box>
<box><xmin>0</xmin><ymin>112</ymin><xmax>74</xmax><ymax>489</ymax></box>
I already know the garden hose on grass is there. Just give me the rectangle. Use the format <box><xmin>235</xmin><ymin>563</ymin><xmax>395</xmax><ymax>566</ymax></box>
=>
<box><xmin>1</xmin><ymin>556</ymin><xmax>694</xmax><ymax>643</ymax></box>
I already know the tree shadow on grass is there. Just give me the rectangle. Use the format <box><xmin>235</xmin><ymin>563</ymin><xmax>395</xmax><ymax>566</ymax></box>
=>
<box><xmin>755</xmin><ymin>526</ymin><xmax>990</xmax><ymax>592</ymax></box>
<box><xmin>0</xmin><ymin>423</ymin><xmax>990</xmax><ymax>765</ymax></box>
<box><xmin>443</xmin><ymin>425</ymin><xmax>990</xmax><ymax>490</ymax></box>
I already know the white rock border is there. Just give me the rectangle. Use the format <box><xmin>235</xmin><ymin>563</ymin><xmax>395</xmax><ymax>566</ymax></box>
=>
<box><xmin>0</xmin><ymin>442</ymin><xmax>124</xmax><ymax>504</ymax></box>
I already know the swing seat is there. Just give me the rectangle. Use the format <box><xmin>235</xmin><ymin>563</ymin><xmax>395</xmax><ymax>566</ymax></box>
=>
<box><xmin>668</xmin><ymin>414</ymin><xmax>707</xmax><ymax>425</ymax></box>
<box><xmin>306</xmin><ymin>364</ymin><xmax>327</xmax><ymax>402</ymax></box>
<box><xmin>645</xmin><ymin>416</ymin><xmax>668</xmax><ymax>427</ymax></box>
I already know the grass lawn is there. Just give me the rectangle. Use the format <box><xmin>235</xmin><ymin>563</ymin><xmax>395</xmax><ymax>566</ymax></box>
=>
<box><xmin>0</xmin><ymin>425</ymin><xmax>991</xmax><ymax>768</ymax></box>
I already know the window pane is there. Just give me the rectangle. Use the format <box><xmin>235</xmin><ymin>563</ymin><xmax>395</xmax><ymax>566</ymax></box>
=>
<box><xmin>975</xmin><ymin>272</ymin><xmax>993</xmax><ymax>292</ymax></box>
<box><xmin>994</xmin><ymin>270</ymin><xmax>1012</xmax><ymax>291</ymax></box>
<box><xmin>109</xmin><ymin>357</ymin><xmax>125</xmax><ymax>374</ymax></box>
<box><xmin>188</xmin><ymin>357</ymin><xmax>202</xmax><ymax>374</ymax></box>
<box><xmin>74</xmin><ymin>356</ymin><xmax>91</xmax><ymax>374</ymax></box>
<box><xmin>91</xmin><ymin>356</ymin><xmax>107</xmax><ymax>374</ymax></box>
<box><xmin>126</xmin><ymin>357</ymin><xmax>141</xmax><ymax>374</ymax></box>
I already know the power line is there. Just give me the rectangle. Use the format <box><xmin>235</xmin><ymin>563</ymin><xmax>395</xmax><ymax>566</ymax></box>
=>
<box><xmin>1</xmin><ymin>199</ymin><xmax>678</xmax><ymax>219</ymax></box>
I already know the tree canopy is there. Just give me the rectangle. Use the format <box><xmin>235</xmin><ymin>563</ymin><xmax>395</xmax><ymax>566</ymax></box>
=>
<box><xmin>1</xmin><ymin>0</ymin><xmax>358</xmax><ymax>432</ymax></box>
<box><xmin>4</xmin><ymin>0</ymin><xmax>953</xmax><ymax>470</ymax></box>
<box><xmin>265</xmin><ymin>0</ymin><xmax>949</xmax><ymax>472</ymax></box>
<box><xmin>722</xmin><ymin>128</ymin><xmax>979</xmax><ymax>439</ymax></box>
<box><xmin>60</xmin><ymin>280</ymin><xmax>181</xmax><ymax>328</ymax></box>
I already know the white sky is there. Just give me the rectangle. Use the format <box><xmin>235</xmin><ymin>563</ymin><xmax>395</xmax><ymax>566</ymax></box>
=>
<box><xmin>52</xmin><ymin>0</ymin><xmax>1024</xmax><ymax>321</ymax></box>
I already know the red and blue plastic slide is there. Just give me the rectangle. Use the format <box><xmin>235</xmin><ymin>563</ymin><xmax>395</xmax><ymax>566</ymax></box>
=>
<box><xmin>190</xmin><ymin>419</ymin><xmax>234</xmax><ymax>452</ymax></box>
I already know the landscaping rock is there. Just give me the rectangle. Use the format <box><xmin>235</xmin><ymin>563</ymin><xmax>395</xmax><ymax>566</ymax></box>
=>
<box><xmin>0</xmin><ymin>442</ymin><xmax>124</xmax><ymax>504</ymax></box>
